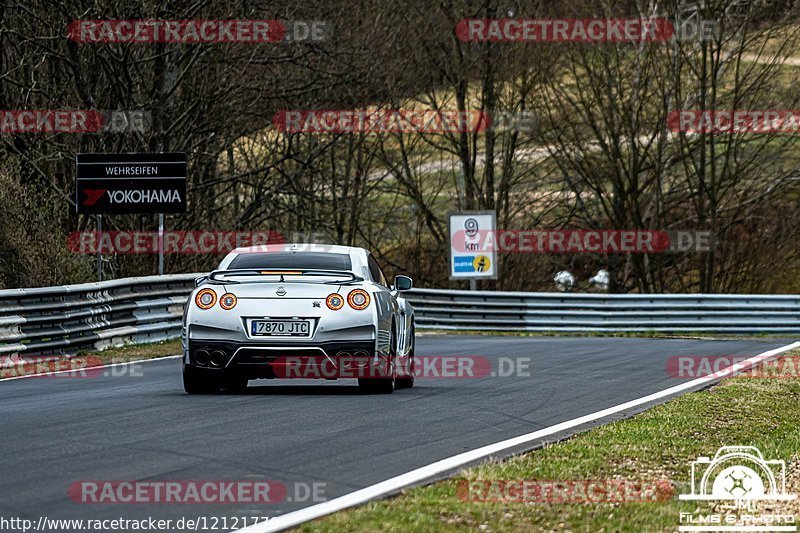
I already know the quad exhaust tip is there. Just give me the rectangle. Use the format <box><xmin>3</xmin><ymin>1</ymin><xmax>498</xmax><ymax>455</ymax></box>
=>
<box><xmin>337</xmin><ymin>351</ymin><xmax>352</xmax><ymax>368</ymax></box>
<box><xmin>195</xmin><ymin>349</ymin><xmax>210</xmax><ymax>366</ymax></box>
<box><xmin>337</xmin><ymin>351</ymin><xmax>370</xmax><ymax>368</ymax></box>
<box><xmin>352</xmin><ymin>351</ymin><xmax>369</xmax><ymax>367</ymax></box>
<box><xmin>195</xmin><ymin>348</ymin><xmax>226</xmax><ymax>367</ymax></box>
<box><xmin>209</xmin><ymin>350</ymin><xmax>226</xmax><ymax>367</ymax></box>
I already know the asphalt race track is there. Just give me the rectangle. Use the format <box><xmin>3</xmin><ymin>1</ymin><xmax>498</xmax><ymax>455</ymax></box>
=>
<box><xmin>0</xmin><ymin>335</ymin><xmax>795</xmax><ymax>531</ymax></box>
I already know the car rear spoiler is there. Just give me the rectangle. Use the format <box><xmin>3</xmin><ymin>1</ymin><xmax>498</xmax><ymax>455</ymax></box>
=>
<box><xmin>205</xmin><ymin>269</ymin><xmax>364</xmax><ymax>285</ymax></box>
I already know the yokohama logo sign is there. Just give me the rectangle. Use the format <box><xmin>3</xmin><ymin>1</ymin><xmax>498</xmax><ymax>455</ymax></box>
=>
<box><xmin>76</xmin><ymin>153</ymin><xmax>187</xmax><ymax>214</ymax></box>
<box><xmin>83</xmin><ymin>189</ymin><xmax>182</xmax><ymax>206</ymax></box>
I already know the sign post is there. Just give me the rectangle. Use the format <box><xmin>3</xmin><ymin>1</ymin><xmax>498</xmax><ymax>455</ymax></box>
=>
<box><xmin>76</xmin><ymin>153</ymin><xmax>187</xmax><ymax>277</ymax></box>
<box><xmin>448</xmin><ymin>211</ymin><xmax>498</xmax><ymax>289</ymax></box>
<box><xmin>96</xmin><ymin>215</ymin><xmax>103</xmax><ymax>281</ymax></box>
<box><xmin>158</xmin><ymin>213</ymin><xmax>165</xmax><ymax>275</ymax></box>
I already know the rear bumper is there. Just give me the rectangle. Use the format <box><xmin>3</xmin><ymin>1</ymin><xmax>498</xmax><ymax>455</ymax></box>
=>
<box><xmin>184</xmin><ymin>338</ymin><xmax>388</xmax><ymax>380</ymax></box>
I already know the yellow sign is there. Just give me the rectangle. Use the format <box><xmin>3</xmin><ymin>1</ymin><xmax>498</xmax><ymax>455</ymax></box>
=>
<box><xmin>473</xmin><ymin>255</ymin><xmax>491</xmax><ymax>272</ymax></box>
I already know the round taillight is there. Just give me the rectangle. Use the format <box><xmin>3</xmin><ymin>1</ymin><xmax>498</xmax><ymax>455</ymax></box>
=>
<box><xmin>220</xmin><ymin>293</ymin><xmax>237</xmax><ymax>310</ymax></box>
<box><xmin>347</xmin><ymin>289</ymin><xmax>370</xmax><ymax>310</ymax></box>
<box><xmin>326</xmin><ymin>293</ymin><xmax>344</xmax><ymax>310</ymax></box>
<box><xmin>195</xmin><ymin>288</ymin><xmax>217</xmax><ymax>310</ymax></box>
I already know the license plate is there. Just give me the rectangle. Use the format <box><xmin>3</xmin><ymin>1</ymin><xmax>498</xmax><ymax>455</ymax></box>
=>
<box><xmin>251</xmin><ymin>319</ymin><xmax>310</xmax><ymax>337</ymax></box>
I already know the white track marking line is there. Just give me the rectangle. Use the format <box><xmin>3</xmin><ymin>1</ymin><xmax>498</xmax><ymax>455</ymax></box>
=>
<box><xmin>235</xmin><ymin>341</ymin><xmax>800</xmax><ymax>533</ymax></box>
<box><xmin>0</xmin><ymin>354</ymin><xmax>180</xmax><ymax>381</ymax></box>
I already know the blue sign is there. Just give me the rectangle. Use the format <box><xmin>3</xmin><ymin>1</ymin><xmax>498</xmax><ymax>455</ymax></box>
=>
<box><xmin>453</xmin><ymin>256</ymin><xmax>476</xmax><ymax>272</ymax></box>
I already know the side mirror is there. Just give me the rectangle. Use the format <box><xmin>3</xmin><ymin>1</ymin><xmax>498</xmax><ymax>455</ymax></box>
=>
<box><xmin>394</xmin><ymin>275</ymin><xmax>413</xmax><ymax>291</ymax></box>
<box><xmin>195</xmin><ymin>275</ymin><xmax>208</xmax><ymax>287</ymax></box>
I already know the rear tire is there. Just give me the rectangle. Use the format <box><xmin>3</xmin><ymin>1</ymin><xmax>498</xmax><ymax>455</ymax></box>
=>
<box><xmin>395</xmin><ymin>325</ymin><xmax>415</xmax><ymax>390</ymax></box>
<box><xmin>359</xmin><ymin>328</ymin><xmax>396</xmax><ymax>394</ymax></box>
<box><xmin>223</xmin><ymin>376</ymin><xmax>249</xmax><ymax>393</ymax></box>
<box><xmin>358</xmin><ymin>371</ymin><xmax>395</xmax><ymax>394</ymax></box>
<box><xmin>183</xmin><ymin>366</ymin><xmax>220</xmax><ymax>394</ymax></box>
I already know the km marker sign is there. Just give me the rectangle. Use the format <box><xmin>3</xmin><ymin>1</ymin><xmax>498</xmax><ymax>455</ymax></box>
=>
<box><xmin>76</xmin><ymin>153</ymin><xmax>187</xmax><ymax>214</ymax></box>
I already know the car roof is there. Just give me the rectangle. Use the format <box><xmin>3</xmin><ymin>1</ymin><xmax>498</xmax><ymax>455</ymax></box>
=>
<box><xmin>218</xmin><ymin>244</ymin><xmax>370</xmax><ymax>275</ymax></box>
<box><xmin>230</xmin><ymin>243</ymin><xmax>364</xmax><ymax>255</ymax></box>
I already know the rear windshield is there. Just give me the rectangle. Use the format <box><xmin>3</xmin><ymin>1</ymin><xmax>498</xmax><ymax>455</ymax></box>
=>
<box><xmin>228</xmin><ymin>252</ymin><xmax>352</xmax><ymax>271</ymax></box>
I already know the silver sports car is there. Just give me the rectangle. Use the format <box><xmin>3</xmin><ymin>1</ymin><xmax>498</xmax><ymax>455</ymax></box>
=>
<box><xmin>182</xmin><ymin>244</ymin><xmax>415</xmax><ymax>394</ymax></box>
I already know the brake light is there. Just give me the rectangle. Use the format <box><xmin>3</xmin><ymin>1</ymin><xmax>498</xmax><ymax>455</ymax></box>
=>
<box><xmin>326</xmin><ymin>293</ymin><xmax>344</xmax><ymax>310</ymax></box>
<box><xmin>347</xmin><ymin>289</ymin><xmax>370</xmax><ymax>310</ymax></box>
<box><xmin>195</xmin><ymin>288</ymin><xmax>217</xmax><ymax>310</ymax></box>
<box><xmin>219</xmin><ymin>293</ymin><xmax>237</xmax><ymax>310</ymax></box>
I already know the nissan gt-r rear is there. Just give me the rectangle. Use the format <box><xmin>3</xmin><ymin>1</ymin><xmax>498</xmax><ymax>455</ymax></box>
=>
<box><xmin>182</xmin><ymin>244</ymin><xmax>415</xmax><ymax>394</ymax></box>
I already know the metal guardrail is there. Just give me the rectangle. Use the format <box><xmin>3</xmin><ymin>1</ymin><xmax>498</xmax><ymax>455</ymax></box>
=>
<box><xmin>0</xmin><ymin>273</ymin><xmax>198</xmax><ymax>362</ymax></box>
<box><xmin>405</xmin><ymin>288</ymin><xmax>800</xmax><ymax>334</ymax></box>
<box><xmin>1</xmin><ymin>276</ymin><xmax>797</xmax><ymax>364</ymax></box>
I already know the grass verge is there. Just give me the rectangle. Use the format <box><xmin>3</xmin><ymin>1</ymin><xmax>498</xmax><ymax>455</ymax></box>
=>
<box><xmin>75</xmin><ymin>338</ymin><xmax>182</xmax><ymax>363</ymax></box>
<box><xmin>302</xmin><ymin>351</ymin><xmax>800</xmax><ymax>532</ymax></box>
<box><xmin>0</xmin><ymin>339</ymin><xmax>182</xmax><ymax>379</ymax></box>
